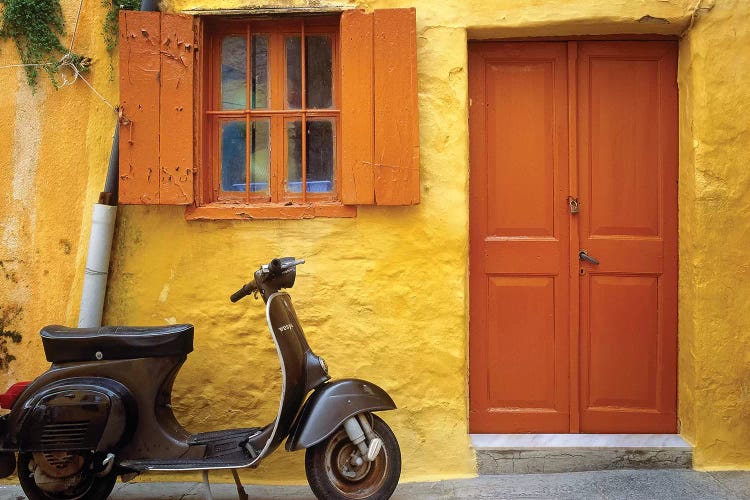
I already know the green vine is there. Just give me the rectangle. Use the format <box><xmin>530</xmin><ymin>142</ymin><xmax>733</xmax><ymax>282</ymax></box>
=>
<box><xmin>102</xmin><ymin>0</ymin><xmax>139</xmax><ymax>54</ymax></box>
<box><xmin>0</xmin><ymin>0</ymin><xmax>90</xmax><ymax>88</ymax></box>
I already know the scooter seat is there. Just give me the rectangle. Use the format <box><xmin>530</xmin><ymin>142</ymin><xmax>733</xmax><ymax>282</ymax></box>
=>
<box><xmin>40</xmin><ymin>324</ymin><xmax>194</xmax><ymax>363</ymax></box>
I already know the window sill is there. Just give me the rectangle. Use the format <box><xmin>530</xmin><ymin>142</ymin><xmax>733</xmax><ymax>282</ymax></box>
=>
<box><xmin>184</xmin><ymin>202</ymin><xmax>357</xmax><ymax>220</ymax></box>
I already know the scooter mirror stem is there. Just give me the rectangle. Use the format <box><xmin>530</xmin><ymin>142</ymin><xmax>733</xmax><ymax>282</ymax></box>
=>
<box><xmin>282</xmin><ymin>259</ymin><xmax>305</xmax><ymax>270</ymax></box>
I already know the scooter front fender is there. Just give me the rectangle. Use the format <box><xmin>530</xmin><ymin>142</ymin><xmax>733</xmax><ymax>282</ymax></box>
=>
<box><xmin>285</xmin><ymin>379</ymin><xmax>396</xmax><ymax>451</ymax></box>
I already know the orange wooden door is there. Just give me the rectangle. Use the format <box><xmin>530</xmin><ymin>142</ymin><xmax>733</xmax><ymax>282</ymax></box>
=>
<box><xmin>576</xmin><ymin>42</ymin><xmax>678</xmax><ymax>432</ymax></box>
<box><xmin>468</xmin><ymin>42</ymin><xmax>571</xmax><ymax>433</ymax></box>
<box><xmin>468</xmin><ymin>41</ymin><xmax>678</xmax><ymax>433</ymax></box>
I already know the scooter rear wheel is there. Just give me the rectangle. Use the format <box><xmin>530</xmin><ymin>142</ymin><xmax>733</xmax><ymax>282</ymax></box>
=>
<box><xmin>17</xmin><ymin>452</ymin><xmax>117</xmax><ymax>500</ymax></box>
<box><xmin>305</xmin><ymin>414</ymin><xmax>401</xmax><ymax>500</ymax></box>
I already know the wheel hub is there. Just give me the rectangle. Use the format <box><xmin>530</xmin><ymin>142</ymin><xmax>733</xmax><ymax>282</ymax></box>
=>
<box><xmin>339</xmin><ymin>448</ymin><xmax>371</xmax><ymax>481</ymax></box>
<box><xmin>324</xmin><ymin>428</ymin><xmax>388</xmax><ymax>499</ymax></box>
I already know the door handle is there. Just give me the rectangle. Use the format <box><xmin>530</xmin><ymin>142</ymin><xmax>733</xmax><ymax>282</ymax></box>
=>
<box><xmin>579</xmin><ymin>250</ymin><xmax>600</xmax><ymax>265</ymax></box>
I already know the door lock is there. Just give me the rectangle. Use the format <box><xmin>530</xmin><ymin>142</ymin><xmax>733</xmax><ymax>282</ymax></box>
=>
<box><xmin>578</xmin><ymin>250</ymin><xmax>600</xmax><ymax>265</ymax></box>
<box><xmin>567</xmin><ymin>196</ymin><xmax>579</xmax><ymax>214</ymax></box>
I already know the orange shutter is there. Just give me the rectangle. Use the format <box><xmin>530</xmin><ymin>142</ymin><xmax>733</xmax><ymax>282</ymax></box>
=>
<box><xmin>340</xmin><ymin>10</ymin><xmax>375</xmax><ymax>204</ymax></box>
<box><xmin>340</xmin><ymin>8</ymin><xmax>420</xmax><ymax>206</ymax></box>
<box><xmin>119</xmin><ymin>11</ymin><xmax>195</xmax><ymax>205</ymax></box>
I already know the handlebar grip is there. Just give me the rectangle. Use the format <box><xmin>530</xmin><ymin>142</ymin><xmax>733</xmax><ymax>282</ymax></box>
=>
<box><xmin>230</xmin><ymin>283</ymin><xmax>254</xmax><ymax>303</ymax></box>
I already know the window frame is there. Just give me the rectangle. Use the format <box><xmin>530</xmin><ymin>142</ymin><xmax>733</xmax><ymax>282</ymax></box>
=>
<box><xmin>192</xmin><ymin>15</ymin><xmax>354</xmax><ymax>218</ymax></box>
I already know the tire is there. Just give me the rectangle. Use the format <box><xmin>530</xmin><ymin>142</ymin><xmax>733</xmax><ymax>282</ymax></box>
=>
<box><xmin>305</xmin><ymin>414</ymin><xmax>401</xmax><ymax>500</ymax></box>
<box><xmin>17</xmin><ymin>452</ymin><xmax>117</xmax><ymax>500</ymax></box>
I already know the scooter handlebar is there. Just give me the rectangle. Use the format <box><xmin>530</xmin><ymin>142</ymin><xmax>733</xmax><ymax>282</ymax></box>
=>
<box><xmin>230</xmin><ymin>282</ymin><xmax>257</xmax><ymax>303</ymax></box>
<box><xmin>231</xmin><ymin>258</ymin><xmax>305</xmax><ymax>302</ymax></box>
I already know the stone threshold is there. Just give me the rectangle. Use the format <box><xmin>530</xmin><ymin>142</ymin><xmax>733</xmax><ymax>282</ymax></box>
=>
<box><xmin>471</xmin><ymin>434</ymin><xmax>693</xmax><ymax>474</ymax></box>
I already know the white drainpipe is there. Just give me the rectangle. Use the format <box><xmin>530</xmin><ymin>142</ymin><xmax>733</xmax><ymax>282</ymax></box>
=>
<box><xmin>77</xmin><ymin>203</ymin><xmax>117</xmax><ymax>327</ymax></box>
<box><xmin>77</xmin><ymin>125</ymin><xmax>119</xmax><ymax>328</ymax></box>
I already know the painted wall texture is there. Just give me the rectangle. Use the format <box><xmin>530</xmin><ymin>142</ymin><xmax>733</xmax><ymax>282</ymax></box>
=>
<box><xmin>0</xmin><ymin>0</ymin><xmax>748</xmax><ymax>485</ymax></box>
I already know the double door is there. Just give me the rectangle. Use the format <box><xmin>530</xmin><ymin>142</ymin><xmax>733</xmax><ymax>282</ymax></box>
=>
<box><xmin>468</xmin><ymin>41</ymin><xmax>677</xmax><ymax>433</ymax></box>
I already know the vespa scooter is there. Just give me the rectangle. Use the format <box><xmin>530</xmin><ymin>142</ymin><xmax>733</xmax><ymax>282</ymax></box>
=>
<box><xmin>0</xmin><ymin>257</ymin><xmax>401</xmax><ymax>500</ymax></box>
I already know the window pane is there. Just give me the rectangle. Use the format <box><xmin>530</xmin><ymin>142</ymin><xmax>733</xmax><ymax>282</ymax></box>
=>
<box><xmin>221</xmin><ymin>121</ymin><xmax>246</xmax><ymax>191</ymax></box>
<box><xmin>286</xmin><ymin>120</ymin><xmax>302</xmax><ymax>190</ymax></box>
<box><xmin>306</xmin><ymin>36</ymin><xmax>332</xmax><ymax>109</ymax></box>
<box><xmin>285</xmin><ymin>119</ymin><xmax>335</xmax><ymax>193</ymax></box>
<box><xmin>221</xmin><ymin>36</ymin><xmax>246</xmax><ymax>110</ymax></box>
<box><xmin>249</xmin><ymin>120</ymin><xmax>270</xmax><ymax>193</ymax></box>
<box><xmin>251</xmin><ymin>35</ymin><xmax>269</xmax><ymax>109</ymax></box>
<box><xmin>306</xmin><ymin>119</ymin><xmax>334</xmax><ymax>191</ymax></box>
<box><xmin>285</xmin><ymin>36</ymin><xmax>302</xmax><ymax>109</ymax></box>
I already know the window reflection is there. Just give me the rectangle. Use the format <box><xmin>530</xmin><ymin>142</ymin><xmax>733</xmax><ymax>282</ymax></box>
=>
<box><xmin>221</xmin><ymin>37</ymin><xmax>246</xmax><ymax>110</ymax></box>
<box><xmin>251</xmin><ymin>35</ymin><xmax>269</xmax><ymax>109</ymax></box>
<box><xmin>286</xmin><ymin>37</ymin><xmax>302</xmax><ymax>109</ymax></box>
<box><xmin>221</xmin><ymin>121</ymin><xmax>246</xmax><ymax>191</ymax></box>
<box><xmin>286</xmin><ymin>119</ymin><xmax>335</xmax><ymax>193</ymax></box>
<box><xmin>306</xmin><ymin>36</ymin><xmax>332</xmax><ymax>109</ymax></box>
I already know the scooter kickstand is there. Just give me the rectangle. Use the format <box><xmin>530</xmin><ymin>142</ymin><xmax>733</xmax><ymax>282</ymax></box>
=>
<box><xmin>202</xmin><ymin>470</ymin><xmax>214</xmax><ymax>500</ymax></box>
<box><xmin>232</xmin><ymin>469</ymin><xmax>249</xmax><ymax>500</ymax></box>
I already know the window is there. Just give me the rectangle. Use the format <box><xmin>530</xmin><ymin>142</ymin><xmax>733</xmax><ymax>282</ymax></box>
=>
<box><xmin>202</xmin><ymin>17</ymin><xmax>341</xmax><ymax>207</ymax></box>
<box><xmin>118</xmin><ymin>9</ymin><xmax>420</xmax><ymax>219</ymax></box>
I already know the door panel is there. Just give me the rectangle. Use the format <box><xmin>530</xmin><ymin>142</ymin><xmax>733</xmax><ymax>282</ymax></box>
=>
<box><xmin>577</xmin><ymin>42</ymin><xmax>678</xmax><ymax>433</ymax></box>
<box><xmin>486</xmin><ymin>60</ymin><xmax>556</xmax><ymax>238</ymax></box>
<box><xmin>586</xmin><ymin>275</ymin><xmax>659</xmax><ymax>409</ymax></box>
<box><xmin>469</xmin><ymin>43</ymin><xmax>570</xmax><ymax>433</ymax></box>
<box><xmin>587</xmin><ymin>59</ymin><xmax>661</xmax><ymax>238</ymax></box>
<box><xmin>487</xmin><ymin>277</ymin><xmax>556</xmax><ymax>408</ymax></box>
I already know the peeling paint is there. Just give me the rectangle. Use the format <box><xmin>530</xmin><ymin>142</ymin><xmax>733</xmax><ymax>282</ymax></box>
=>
<box><xmin>0</xmin><ymin>305</ymin><xmax>24</xmax><ymax>370</ymax></box>
<box><xmin>638</xmin><ymin>14</ymin><xmax>670</xmax><ymax>23</ymax></box>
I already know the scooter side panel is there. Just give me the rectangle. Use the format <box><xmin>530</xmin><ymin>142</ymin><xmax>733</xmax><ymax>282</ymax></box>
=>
<box><xmin>5</xmin><ymin>357</ymin><xmax>193</xmax><ymax>460</ymax></box>
<box><xmin>15</xmin><ymin>378</ymin><xmax>135</xmax><ymax>453</ymax></box>
<box><xmin>285</xmin><ymin>378</ymin><xmax>396</xmax><ymax>451</ymax></box>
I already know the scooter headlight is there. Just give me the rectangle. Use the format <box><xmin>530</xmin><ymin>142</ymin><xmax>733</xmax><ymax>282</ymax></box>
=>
<box><xmin>318</xmin><ymin>356</ymin><xmax>328</xmax><ymax>374</ymax></box>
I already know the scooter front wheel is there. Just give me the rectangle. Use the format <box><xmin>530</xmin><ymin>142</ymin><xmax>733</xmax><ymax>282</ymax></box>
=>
<box><xmin>305</xmin><ymin>414</ymin><xmax>401</xmax><ymax>500</ymax></box>
<box><xmin>17</xmin><ymin>452</ymin><xmax>117</xmax><ymax>500</ymax></box>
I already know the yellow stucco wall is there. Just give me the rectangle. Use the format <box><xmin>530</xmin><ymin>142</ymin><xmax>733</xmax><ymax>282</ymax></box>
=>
<box><xmin>0</xmin><ymin>0</ymin><xmax>748</xmax><ymax>485</ymax></box>
<box><xmin>677</xmin><ymin>0</ymin><xmax>750</xmax><ymax>470</ymax></box>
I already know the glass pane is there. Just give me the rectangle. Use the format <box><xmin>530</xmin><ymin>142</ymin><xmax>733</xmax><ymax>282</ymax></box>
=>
<box><xmin>285</xmin><ymin>36</ymin><xmax>302</xmax><ymax>109</ymax></box>
<box><xmin>251</xmin><ymin>35</ymin><xmax>269</xmax><ymax>109</ymax></box>
<box><xmin>306</xmin><ymin>119</ymin><xmax>334</xmax><ymax>191</ymax></box>
<box><xmin>286</xmin><ymin>119</ymin><xmax>335</xmax><ymax>193</ymax></box>
<box><xmin>306</xmin><ymin>35</ymin><xmax>333</xmax><ymax>109</ymax></box>
<box><xmin>286</xmin><ymin>120</ymin><xmax>302</xmax><ymax>190</ymax></box>
<box><xmin>221</xmin><ymin>121</ymin><xmax>246</xmax><ymax>191</ymax></box>
<box><xmin>249</xmin><ymin>120</ymin><xmax>270</xmax><ymax>193</ymax></box>
<box><xmin>221</xmin><ymin>36</ymin><xmax>246</xmax><ymax>110</ymax></box>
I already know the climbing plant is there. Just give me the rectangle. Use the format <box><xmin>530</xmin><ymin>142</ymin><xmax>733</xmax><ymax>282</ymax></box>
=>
<box><xmin>102</xmin><ymin>0</ymin><xmax>139</xmax><ymax>54</ymax></box>
<box><xmin>0</xmin><ymin>0</ymin><xmax>91</xmax><ymax>88</ymax></box>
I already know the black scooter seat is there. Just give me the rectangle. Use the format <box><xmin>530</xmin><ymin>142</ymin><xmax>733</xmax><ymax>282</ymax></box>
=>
<box><xmin>40</xmin><ymin>325</ymin><xmax>194</xmax><ymax>363</ymax></box>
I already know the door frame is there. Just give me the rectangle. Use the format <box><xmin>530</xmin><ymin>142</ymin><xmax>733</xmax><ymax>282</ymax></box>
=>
<box><xmin>467</xmin><ymin>36</ymin><xmax>680</xmax><ymax>434</ymax></box>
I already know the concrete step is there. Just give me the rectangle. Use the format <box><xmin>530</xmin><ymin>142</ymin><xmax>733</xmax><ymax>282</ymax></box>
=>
<box><xmin>471</xmin><ymin>434</ymin><xmax>693</xmax><ymax>474</ymax></box>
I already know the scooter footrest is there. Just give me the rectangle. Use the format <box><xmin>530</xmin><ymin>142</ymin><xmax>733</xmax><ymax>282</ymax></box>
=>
<box><xmin>119</xmin><ymin>457</ymin><xmax>256</xmax><ymax>472</ymax></box>
<box><xmin>188</xmin><ymin>428</ymin><xmax>262</xmax><ymax>445</ymax></box>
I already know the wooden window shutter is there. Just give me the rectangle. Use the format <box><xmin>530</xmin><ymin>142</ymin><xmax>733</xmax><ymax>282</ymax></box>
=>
<box><xmin>340</xmin><ymin>8</ymin><xmax>420</xmax><ymax>206</ymax></box>
<box><xmin>118</xmin><ymin>11</ymin><xmax>195</xmax><ymax>205</ymax></box>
